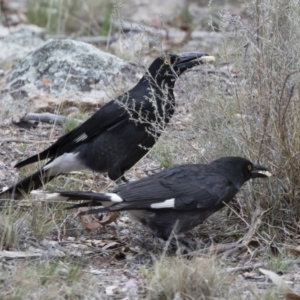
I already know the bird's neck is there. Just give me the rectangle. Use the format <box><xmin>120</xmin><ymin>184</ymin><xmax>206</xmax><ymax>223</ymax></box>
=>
<box><xmin>211</xmin><ymin>163</ymin><xmax>246</xmax><ymax>190</ymax></box>
<box><xmin>141</xmin><ymin>71</ymin><xmax>176</xmax><ymax>90</ymax></box>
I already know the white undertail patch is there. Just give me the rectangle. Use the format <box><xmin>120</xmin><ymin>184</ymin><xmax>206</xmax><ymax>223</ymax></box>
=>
<box><xmin>150</xmin><ymin>198</ymin><xmax>175</xmax><ymax>209</ymax></box>
<box><xmin>1</xmin><ymin>186</ymin><xmax>9</xmax><ymax>193</ymax></box>
<box><xmin>43</xmin><ymin>152</ymin><xmax>85</xmax><ymax>176</ymax></box>
<box><xmin>31</xmin><ymin>190</ymin><xmax>67</xmax><ymax>201</ymax></box>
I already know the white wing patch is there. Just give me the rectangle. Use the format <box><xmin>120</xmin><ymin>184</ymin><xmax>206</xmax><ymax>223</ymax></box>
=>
<box><xmin>151</xmin><ymin>198</ymin><xmax>175</xmax><ymax>209</ymax></box>
<box><xmin>74</xmin><ymin>133</ymin><xmax>88</xmax><ymax>143</ymax></box>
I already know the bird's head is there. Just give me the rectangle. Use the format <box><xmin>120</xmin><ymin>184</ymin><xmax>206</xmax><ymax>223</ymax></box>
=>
<box><xmin>146</xmin><ymin>52</ymin><xmax>215</xmax><ymax>85</ymax></box>
<box><xmin>211</xmin><ymin>156</ymin><xmax>271</xmax><ymax>189</ymax></box>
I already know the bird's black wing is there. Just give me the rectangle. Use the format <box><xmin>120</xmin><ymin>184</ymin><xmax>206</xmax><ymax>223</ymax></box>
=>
<box><xmin>160</xmin><ymin>176</ymin><xmax>237</xmax><ymax>209</ymax></box>
<box><xmin>15</xmin><ymin>100</ymin><xmax>129</xmax><ymax>168</ymax></box>
<box><xmin>49</xmin><ymin>101</ymin><xmax>128</xmax><ymax>154</ymax></box>
<box><xmin>115</xmin><ymin>168</ymin><xmax>238</xmax><ymax>210</ymax></box>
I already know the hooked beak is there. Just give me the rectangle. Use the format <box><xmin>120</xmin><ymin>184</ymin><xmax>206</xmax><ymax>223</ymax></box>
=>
<box><xmin>173</xmin><ymin>52</ymin><xmax>215</xmax><ymax>70</ymax></box>
<box><xmin>251</xmin><ymin>163</ymin><xmax>272</xmax><ymax>178</ymax></box>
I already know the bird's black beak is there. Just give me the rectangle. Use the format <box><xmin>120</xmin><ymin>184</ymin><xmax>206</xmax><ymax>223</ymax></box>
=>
<box><xmin>173</xmin><ymin>52</ymin><xmax>215</xmax><ymax>70</ymax></box>
<box><xmin>251</xmin><ymin>163</ymin><xmax>272</xmax><ymax>178</ymax></box>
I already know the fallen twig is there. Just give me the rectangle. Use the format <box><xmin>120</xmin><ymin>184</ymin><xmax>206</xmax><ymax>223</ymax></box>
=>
<box><xmin>0</xmin><ymin>138</ymin><xmax>34</xmax><ymax>143</ymax></box>
<box><xmin>76</xmin><ymin>35</ymin><xmax>119</xmax><ymax>44</ymax></box>
<box><xmin>113</xmin><ymin>20</ymin><xmax>223</xmax><ymax>41</ymax></box>
<box><xmin>0</xmin><ymin>138</ymin><xmax>55</xmax><ymax>144</ymax></box>
<box><xmin>226</xmin><ymin>262</ymin><xmax>264</xmax><ymax>273</ymax></box>
<box><xmin>23</xmin><ymin>113</ymin><xmax>83</xmax><ymax>125</ymax></box>
<box><xmin>113</xmin><ymin>20</ymin><xmax>167</xmax><ymax>36</ymax></box>
<box><xmin>0</xmin><ymin>250</ymin><xmax>42</xmax><ymax>259</ymax></box>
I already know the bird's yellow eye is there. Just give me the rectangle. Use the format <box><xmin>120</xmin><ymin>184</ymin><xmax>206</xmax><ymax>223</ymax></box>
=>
<box><xmin>248</xmin><ymin>165</ymin><xmax>252</xmax><ymax>171</ymax></box>
<box><xmin>164</xmin><ymin>59</ymin><xmax>170</xmax><ymax>65</ymax></box>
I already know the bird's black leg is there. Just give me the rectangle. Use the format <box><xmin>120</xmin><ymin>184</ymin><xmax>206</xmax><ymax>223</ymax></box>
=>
<box><xmin>109</xmin><ymin>168</ymin><xmax>128</xmax><ymax>186</ymax></box>
<box><xmin>115</xmin><ymin>176</ymin><xmax>128</xmax><ymax>186</ymax></box>
<box><xmin>121</xmin><ymin>174</ymin><xmax>128</xmax><ymax>182</ymax></box>
<box><xmin>168</xmin><ymin>236</ymin><xmax>201</xmax><ymax>256</ymax></box>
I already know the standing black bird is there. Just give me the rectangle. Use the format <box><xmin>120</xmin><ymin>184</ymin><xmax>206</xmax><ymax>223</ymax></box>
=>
<box><xmin>1</xmin><ymin>52</ymin><xmax>214</xmax><ymax>200</ymax></box>
<box><xmin>33</xmin><ymin>157</ymin><xmax>271</xmax><ymax>240</ymax></box>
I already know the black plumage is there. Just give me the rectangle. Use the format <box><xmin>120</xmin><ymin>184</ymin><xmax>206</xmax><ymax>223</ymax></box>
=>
<box><xmin>33</xmin><ymin>157</ymin><xmax>271</xmax><ymax>240</ymax></box>
<box><xmin>1</xmin><ymin>52</ymin><xmax>213</xmax><ymax>199</ymax></box>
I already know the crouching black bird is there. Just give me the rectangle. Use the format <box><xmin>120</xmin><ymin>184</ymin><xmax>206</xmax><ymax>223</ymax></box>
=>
<box><xmin>1</xmin><ymin>52</ymin><xmax>215</xmax><ymax>200</ymax></box>
<box><xmin>32</xmin><ymin>157</ymin><xmax>271</xmax><ymax>240</ymax></box>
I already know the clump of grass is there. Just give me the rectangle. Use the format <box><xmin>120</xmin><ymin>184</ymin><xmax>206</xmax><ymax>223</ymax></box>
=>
<box><xmin>180</xmin><ymin>5</ymin><xmax>193</xmax><ymax>26</ymax></box>
<box><xmin>0</xmin><ymin>212</ymin><xmax>19</xmax><ymax>250</ymax></box>
<box><xmin>62</xmin><ymin>117</ymin><xmax>82</xmax><ymax>133</ymax></box>
<box><xmin>0</xmin><ymin>259</ymin><xmax>91</xmax><ymax>299</ymax></box>
<box><xmin>30</xmin><ymin>201</ymin><xmax>66</xmax><ymax>240</ymax></box>
<box><xmin>213</xmin><ymin>0</ymin><xmax>300</xmax><ymax>234</ymax></box>
<box><xmin>4</xmin><ymin>109</ymin><xmax>10</xmax><ymax>117</ymax></box>
<box><xmin>262</xmin><ymin>289</ymin><xmax>281</xmax><ymax>300</ymax></box>
<box><xmin>147</xmin><ymin>256</ymin><xmax>234</xmax><ymax>299</ymax></box>
<box><xmin>26</xmin><ymin>0</ymin><xmax>61</xmax><ymax>33</ymax></box>
<box><xmin>0</xmin><ymin>196</ymin><xmax>68</xmax><ymax>247</ymax></box>
<box><xmin>266</xmin><ymin>253</ymin><xmax>294</xmax><ymax>273</ymax></box>
<box><xmin>0</xmin><ymin>167</ymin><xmax>73</xmax><ymax>245</ymax></box>
<box><xmin>152</xmin><ymin>143</ymin><xmax>174</xmax><ymax>169</ymax></box>
<box><xmin>146</xmin><ymin>255</ymin><xmax>283</xmax><ymax>300</ymax></box>
<box><xmin>26</xmin><ymin>0</ymin><xmax>113</xmax><ymax>36</ymax></box>
<box><xmin>17</xmin><ymin>143</ymin><xmax>28</xmax><ymax>152</ymax></box>
<box><xmin>62</xmin><ymin>111</ymin><xmax>89</xmax><ymax>132</ymax></box>
<box><xmin>100</xmin><ymin>2</ymin><xmax>114</xmax><ymax>36</ymax></box>
<box><xmin>161</xmin><ymin>0</ymin><xmax>300</xmax><ymax>246</ymax></box>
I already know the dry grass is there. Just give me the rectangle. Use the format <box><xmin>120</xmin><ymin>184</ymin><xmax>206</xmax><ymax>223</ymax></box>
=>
<box><xmin>1</xmin><ymin>0</ymin><xmax>300</xmax><ymax>298</ymax></box>
<box><xmin>0</xmin><ymin>258</ymin><xmax>97</xmax><ymax>300</ymax></box>
<box><xmin>26</xmin><ymin>0</ymin><xmax>112</xmax><ymax>36</ymax></box>
<box><xmin>217</xmin><ymin>0</ymin><xmax>300</xmax><ymax>240</ymax></box>
<box><xmin>147</xmin><ymin>255</ymin><xmax>282</xmax><ymax>300</ymax></box>
<box><xmin>153</xmin><ymin>0</ymin><xmax>300</xmax><ymax>246</ymax></box>
<box><xmin>147</xmin><ymin>256</ymin><xmax>234</xmax><ymax>299</ymax></box>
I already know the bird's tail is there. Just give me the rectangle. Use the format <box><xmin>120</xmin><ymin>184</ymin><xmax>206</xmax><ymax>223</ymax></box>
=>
<box><xmin>0</xmin><ymin>170</ymin><xmax>57</xmax><ymax>200</ymax></box>
<box><xmin>14</xmin><ymin>153</ymin><xmax>45</xmax><ymax>169</ymax></box>
<box><xmin>31</xmin><ymin>190</ymin><xmax>124</xmax><ymax>214</ymax></box>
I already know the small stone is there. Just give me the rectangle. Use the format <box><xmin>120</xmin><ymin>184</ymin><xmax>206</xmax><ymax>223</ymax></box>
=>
<box><xmin>105</xmin><ymin>285</ymin><xmax>118</xmax><ymax>295</ymax></box>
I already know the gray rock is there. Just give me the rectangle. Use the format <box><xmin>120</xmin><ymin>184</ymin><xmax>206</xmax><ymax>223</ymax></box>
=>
<box><xmin>0</xmin><ymin>39</ymin><xmax>139</xmax><ymax>119</ymax></box>
<box><xmin>6</xmin><ymin>39</ymin><xmax>131</xmax><ymax>96</ymax></box>
<box><xmin>0</xmin><ymin>25</ymin><xmax>45</xmax><ymax>68</ymax></box>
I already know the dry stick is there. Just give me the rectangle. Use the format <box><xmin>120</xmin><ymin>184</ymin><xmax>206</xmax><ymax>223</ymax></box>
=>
<box><xmin>113</xmin><ymin>20</ymin><xmax>167</xmax><ymax>36</ymax></box>
<box><xmin>223</xmin><ymin>202</ymin><xmax>271</xmax><ymax>245</ymax></box>
<box><xmin>0</xmin><ymin>139</ymin><xmax>36</xmax><ymax>144</ymax></box>
<box><xmin>76</xmin><ymin>35</ymin><xmax>118</xmax><ymax>44</ymax></box>
<box><xmin>0</xmin><ymin>138</ymin><xmax>56</xmax><ymax>144</ymax></box>
<box><xmin>278</xmin><ymin>71</ymin><xmax>299</xmax><ymax>129</ymax></box>
<box><xmin>113</xmin><ymin>20</ymin><xmax>224</xmax><ymax>40</ymax></box>
<box><xmin>226</xmin><ymin>262</ymin><xmax>265</xmax><ymax>273</ymax></box>
<box><xmin>23</xmin><ymin>113</ymin><xmax>83</xmax><ymax>125</ymax></box>
<box><xmin>221</xmin><ymin>203</ymin><xmax>271</xmax><ymax>260</ymax></box>
<box><xmin>242</xmin><ymin>206</ymin><xmax>263</xmax><ymax>245</ymax></box>
<box><xmin>0</xmin><ymin>250</ymin><xmax>43</xmax><ymax>259</ymax></box>
<box><xmin>106</xmin><ymin>20</ymin><xmax>113</xmax><ymax>51</ymax></box>
<box><xmin>194</xmin><ymin>242</ymin><xmax>244</xmax><ymax>256</ymax></box>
